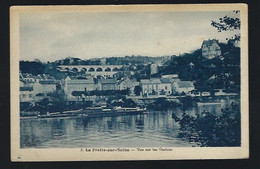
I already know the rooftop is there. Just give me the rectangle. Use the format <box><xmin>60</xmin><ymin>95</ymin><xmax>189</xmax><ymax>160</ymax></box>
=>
<box><xmin>66</xmin><ymin>76</ymin><xmax>95</xmax><ymax>84</ymax></box>
<box><xmin>161</xmin><ymin>74</ymin><xmax>179</xmax><ymax>79</ymax></box>
<box><xmin>140</xmin><ymin>78</ymin><xmax>161</xmax><ymax>84</ymax></box>
<box><xmin>178</xmin><ymin>81</ymin><xmax>194</xmax><ymax>88</ymax></box>
<box><xmin>100</xmin><ymin>79</ymin><xmax>116</xmax><ymax>84</ymax></box>
<box><xmin>140</xmin><ymin>79</ymin><xmax>150</xmax><ymax>83</ymax></box>
<box><xmin>20</xmin><ymin>86</ymin><xmax>33</xmax><ymax>91</ymax></box>
<box><xmin>39</xmin><ymin>80</ymin><xmax>56</xmax><ymax>85</ymax></box>
<box><xmin>201</xmin><ymin>39</ymin><xmax>219</xmax><ymax>48</ymax></box>
<box><xmin>21</xmin><ymin>73</ymin><xmax>34</xmax><ymax>79</ymax></box>
<box><xmin>160</xmin><ymin>78</ymin><xmax>172</xmax><ymax>83</ymax></box>
<box><xmin>20</xmin><ymin>73</ymin><xmax>56</xmax><ymax>80</ymax></box>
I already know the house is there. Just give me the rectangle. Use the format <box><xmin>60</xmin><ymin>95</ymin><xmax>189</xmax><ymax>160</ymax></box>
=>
<box><xmin>201</xmin><ymin>39</ymin><xmax>221</xmax><ymax>59</ymax></box>
<box><xmin>19</xmin><ymin>80</ymin><xmax>34</xmax><ymax>102</ymax></box>
<box><xmin>140</xmin><ymin>79</ymin><xmax>161</xmax><ymax>96</ymax></box>
<box><xmin>161</xmin><ymin>74</ymin><xmax>181</xmax><ymax>93</ymax></box>
<box><xmin>98</xmin><ymin>78</ymin><xmax>117</xmax><ymax>91</ymax></box>
<box><xmin>33</xmin><ymin>75</ymin><xmax>57</xmax><ymax>96</ymax></box>
<box><xmin>159</xmin><ymin>78</ymin><xmax>172</xmax><ymax>95</ymax></box>
<box><xmin>33</xmin><ymin>80</ymin><xmax>56</xmax><ymax>95</ymax></box>
<box><xmin>140</xmin><ymin>78</ymin><xmax>172</xmax><ymax>96</ymax></box>
<box><xmin>19</xmin><ymin>73</ymin><xmax>57</xmax><ymax>102</ymax></box>
<box><xmin>20</xmin><ymin>73</ymin><xmax>37</xmax><ymax>83</ymax></box>
<box><xmin>64</xmin><ymin>76</ymin><xmax>96</xmax><ymax>100</ymax></box>
<box><xmin>173</xmin><ymin>80</ymin><xmax>195</xmax><ymax>94</ymax></box>
<box><xmin>189</xmin><ymin>62</ymin><xmax>194</xmax><ymax>68</ymax></box>
<box><xmin>118</xmin><ymin>78</ymin><xmax>139</xmax><ymax>95</ymax></box>
<box><xmin>150</xmin><ymin>64</ymin><xmax>158</xmax><ymax>74</ymax></box>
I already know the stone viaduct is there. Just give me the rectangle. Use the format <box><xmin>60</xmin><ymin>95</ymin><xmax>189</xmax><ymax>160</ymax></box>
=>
<box><xmin>57</xmin><ymin>65</ymin><xmax>124</xmax><ymax>77</ymax></box>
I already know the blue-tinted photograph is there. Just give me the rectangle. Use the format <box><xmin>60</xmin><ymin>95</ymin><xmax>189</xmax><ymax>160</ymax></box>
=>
<box><xmin>19</xmin><ymin>10</ymin><xmax>241</xmax><ymax>148</ymax></box>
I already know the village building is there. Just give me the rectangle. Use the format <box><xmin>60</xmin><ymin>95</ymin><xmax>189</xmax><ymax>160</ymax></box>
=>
<box><xmin>20</xmin><ymin>80</ymin><xmax>34</xmax><ymax>102</ymax></box>
<box><xmin>189</xmin><ymin>62</ymin><xmax>194</xmax><ymax>69</ymax></box>
<box><xmin>173</xmin><ymin>80</ymin><xmax>195</xmax><ymax>94</ymax></box>
<box><xmin>161</xmin><ymin>74</ymin><xmax>181</xmax><ymax>93</ymax></box>
<box><xmin>118</xmin><ymin>78</ymin><xmax>140</xmax><ymax>95</ymax></box>
<box><xmin>20</xmin><ymin>73</ymin><xmax>36</xmax><ymax>83</ymax></box>
<box><xmin>141</xmin><ymin>79</ymin><xmax>160</xmax><ymax>96</ymax></box>
<box><xmin>64</xmin><ymin>76</ymin><xmax>96</xmax><ymax>101</ymax></box>
<box><xmin>201</xmin><ymin>39</ymin><xmax>221</xmax><ymax>59</ymax></box>
<box><xmin>140</xmin><ymin>78</ymin><xmax>172</xmax><ymax>96</ymax></box>
<box><xmin>19</xmin><ymin>73</ymin><xmax>57</xmax><ymax>102</ymax></box>
<box><xmin>33</xmin><ymin>74</ymin><xmax>57</xmax><ymax>95</ymax></box>
<box><xmin>33</xmin><ymin>80</ymin><xmax>57</xmax><ymax>95</ymax></box>
<box><xmin>150</xmin><ymin>64</ymin><xmax>158</xmax><ymax>74</ymax></box>
<box><xmin>159</xmin><ymin>78</ymin><xmax>172</xmax><ymax>95</ymax></box>
<box><xmin>97</xmin><ymin>78</ymin><xmax>117</xmax><ymax>91</ymax></box>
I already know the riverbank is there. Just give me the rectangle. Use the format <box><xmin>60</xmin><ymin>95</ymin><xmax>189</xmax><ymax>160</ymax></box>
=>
<box><xmin>20</xmin><ymin>95</ymin><xmax>239</xmax><ymax>117</ymax></box>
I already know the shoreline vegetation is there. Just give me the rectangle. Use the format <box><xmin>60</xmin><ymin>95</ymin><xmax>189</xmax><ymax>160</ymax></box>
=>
<box><xmin>20</xmin><ymin>94</ymin><xmax>239</xmax><ymax>116</ymax></box>
<box><xmin>174</xmin><ymin>102</ymin><xmax>240</xmax><ymax>147</ymax></box>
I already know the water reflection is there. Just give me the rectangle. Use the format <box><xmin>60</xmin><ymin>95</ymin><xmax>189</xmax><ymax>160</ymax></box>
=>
<box><xmin>21</xmin><ymin>104</ymin><xmax>225</xmax><ymax>148</ymax></box>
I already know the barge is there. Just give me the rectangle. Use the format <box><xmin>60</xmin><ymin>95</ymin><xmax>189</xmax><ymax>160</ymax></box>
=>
<box><xmin>37</xmin><ymin>110</ymin><xmax>83</xmax><ymax>119</ymax></box>
<box><xmin>37</xmin><ymin>106</ymin><xmax>146</xmax><ymax>119</ymax></box>
<box><xmin>85</xmin><ymin>106</ymin><xmax>146</xmax><ymax>118</ymax></box>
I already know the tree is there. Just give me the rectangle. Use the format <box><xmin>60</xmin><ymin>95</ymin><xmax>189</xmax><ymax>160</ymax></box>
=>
<box><xmin>119</xmin><ymin>88</ymin><xmax>131</xmax><ymax>95</ymax></box>
<box><xmin>177</xmin><ymin>103</ymin><xmax>240</xmax><ymax>146</ymax></box>
<box><xmin>211</xmin><ymin>10</ymin><xmax>240</xmax><ymax>44</ymax></box>
<box><xmin>134</xmin><ymin>85</ymin><xmax>142</xmax><ymax>96</ymax></box>
<box><xmin>20</xmin><ymin>61</ymin><xmax>46</xmax><ymax>75</ymax></box>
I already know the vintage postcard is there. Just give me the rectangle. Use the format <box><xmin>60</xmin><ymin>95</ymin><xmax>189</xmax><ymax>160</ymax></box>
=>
<box><xmin>10</xmin><ymin>4</ymin><xmax>248</xmax><ymax>161</ymax></box>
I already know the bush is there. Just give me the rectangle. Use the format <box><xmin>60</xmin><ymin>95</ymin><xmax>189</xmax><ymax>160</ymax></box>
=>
<box><xmin>175</xmin><ymin>103</ymin><xmax>240</xmax><ymax>146</ymax></box>
<box><xmin>179</xmin><ymin>96</ymin><xmax>194</xmax><ymax>108</ymax></box>
<box><xmin>134</xmin><ymin>85</ymin><xmax>142</xmax><ymax>96</ymax></box>
<box><xmin>72</xmin><ymin>89</ymin><xmax>130</xmax><ymax>97</ymax></box>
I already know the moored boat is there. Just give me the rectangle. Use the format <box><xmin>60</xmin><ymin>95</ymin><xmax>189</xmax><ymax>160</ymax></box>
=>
<box><xmin>37</xmin><ymin>113</ymin><xmax>78</xmax><ymax>119</ymax></box>
<box><xmin>84</xmin><ymin>106</ymin><xmax>146</xmax><ymax>118</ymax></box>
<box><xmin>37</xmin><ymin>106</ymin><xmax>146</xmax><ymax>119</ymax></box>
<box><xmin>37</xmin><ymin>109</ymin><xmax>83</xmax><ymax>119</ymax></box>
<box><xmin>113</xmin><ymin>106</ymin><xmax>146</xmax><ymax>113</ymax></box>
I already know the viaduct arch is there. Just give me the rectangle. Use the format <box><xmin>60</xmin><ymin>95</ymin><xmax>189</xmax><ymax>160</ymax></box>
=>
<box><xmin>57</xmin><ymin>65</ymin><xmax>123</xmax><ymax>72</ymax></box>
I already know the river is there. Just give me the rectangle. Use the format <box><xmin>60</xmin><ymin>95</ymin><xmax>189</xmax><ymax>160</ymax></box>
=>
<box><xmin>20</xmin><ymin>103</ymin><xmax>227</xmax><ymax>148</ymax></box>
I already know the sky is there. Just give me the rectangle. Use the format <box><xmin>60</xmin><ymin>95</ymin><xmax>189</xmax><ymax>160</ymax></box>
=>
<box><xmin>20</xmin><ymin>11</ymin><xmax>240</xmax><ymax>62</ymax></box>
